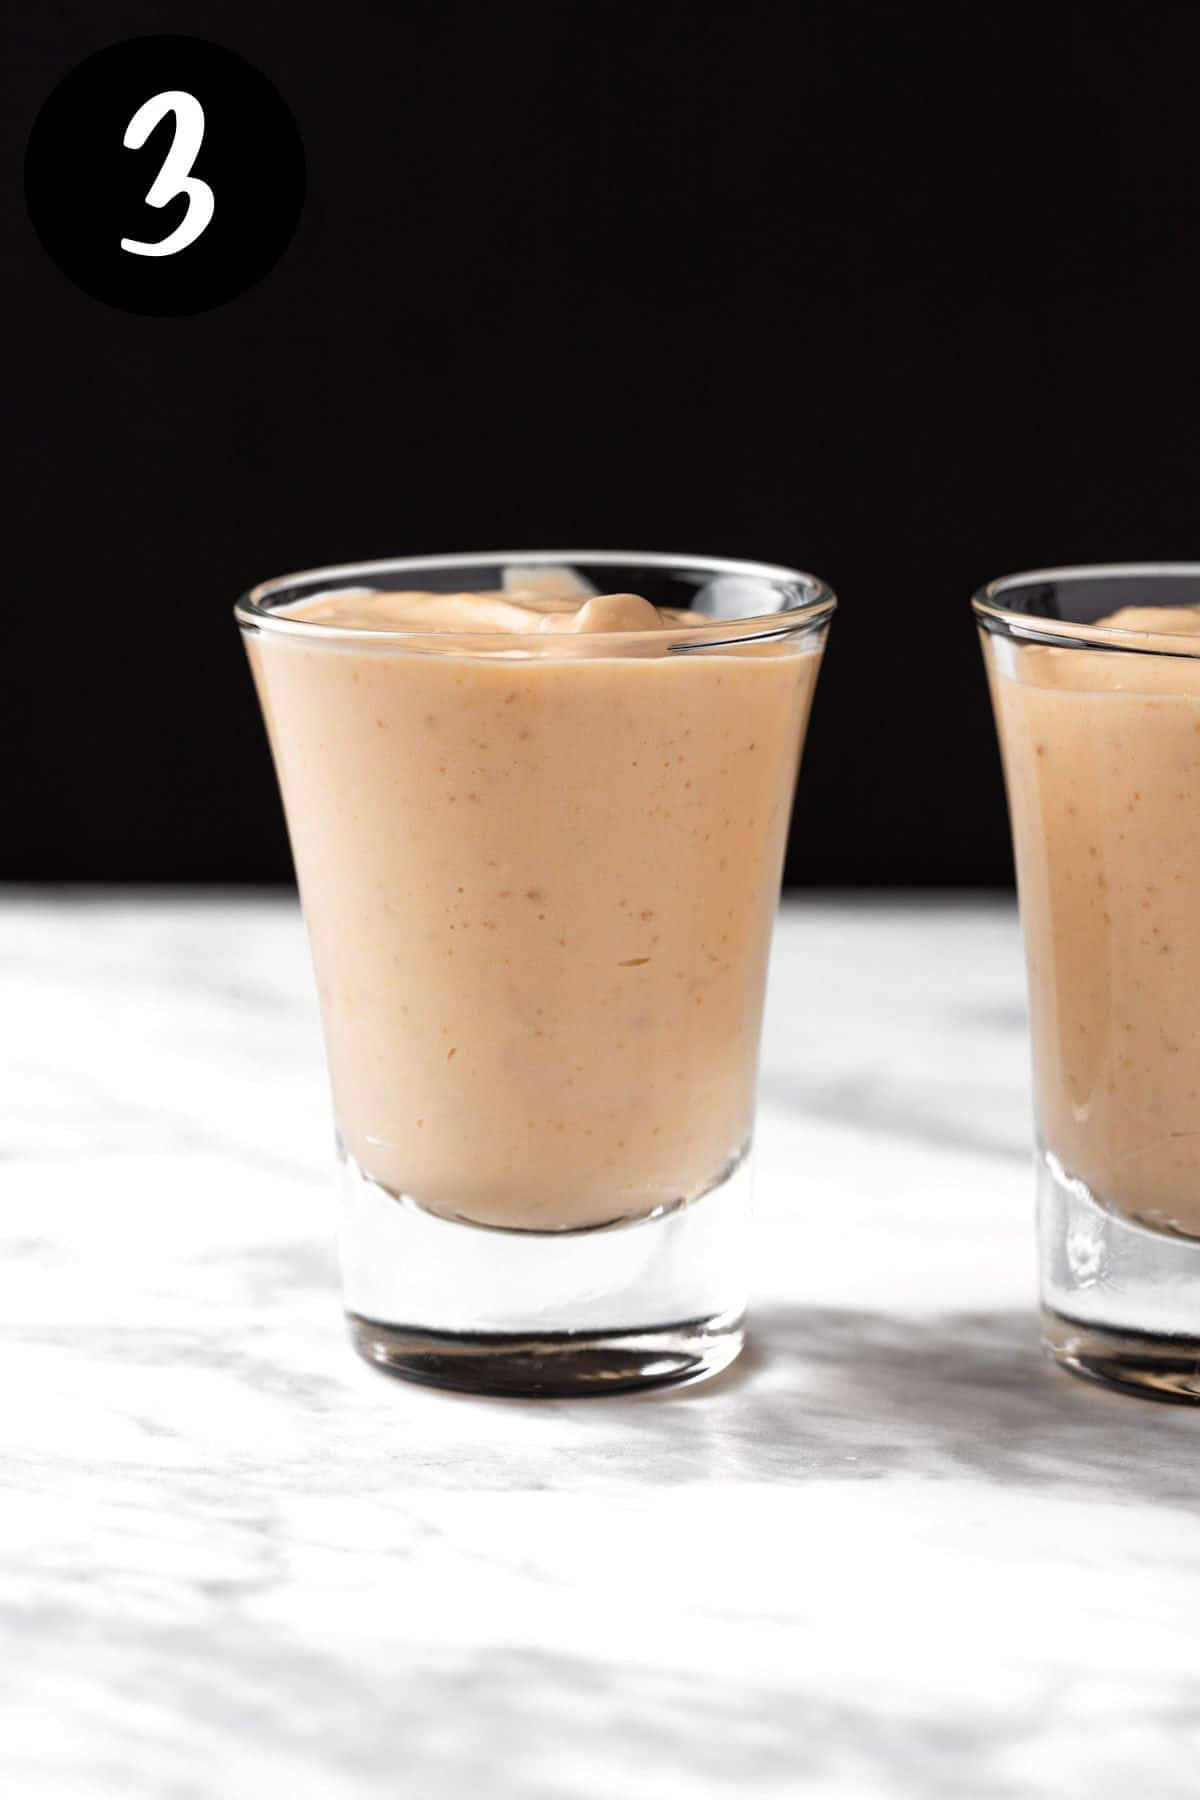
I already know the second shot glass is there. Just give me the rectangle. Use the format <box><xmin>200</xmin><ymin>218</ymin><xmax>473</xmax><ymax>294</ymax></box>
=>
<box><xmin>977</xmin><ymin>565</ymin><xmax>1200</xmax><ymax>1400</ymax></box>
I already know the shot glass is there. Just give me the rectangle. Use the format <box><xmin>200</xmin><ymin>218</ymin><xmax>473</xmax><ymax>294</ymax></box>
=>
<box><xmin>977</xmin><ymin>565</ymin><xmax>1200</xmax><ymax>1399</ymax></box>
<box><xmin>237</xmin><ymin>551</ymin><xmax>834</xmax><ymax>1395</ymax></box>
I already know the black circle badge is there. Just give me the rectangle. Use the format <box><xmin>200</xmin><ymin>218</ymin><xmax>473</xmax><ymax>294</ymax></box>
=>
<box><xmin>24</xmin><ymin>36</ymin><xmax>305</xmax><ymax>316</ymax></box>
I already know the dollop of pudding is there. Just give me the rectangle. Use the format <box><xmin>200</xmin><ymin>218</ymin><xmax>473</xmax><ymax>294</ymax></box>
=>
<box><xmin>1095</xmin><ymin>604</ymin><xmax>1200</xmax><ymax>635</ymax></box>
<box><xmin>287</xmin><ymin>587</ymin><xmax>695</xmax><ymax>635</ymax></box>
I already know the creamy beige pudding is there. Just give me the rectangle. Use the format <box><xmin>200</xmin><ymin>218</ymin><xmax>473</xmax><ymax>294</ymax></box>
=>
<box><xmin>985</xmin><ymin>605</ymin><xmax>1200</xmax><ymax>1237</ymax></box>
<box><xmin>247</xmin><ymin>576</ymin><xmax>822</xmax><ymax>1230</ymax></box>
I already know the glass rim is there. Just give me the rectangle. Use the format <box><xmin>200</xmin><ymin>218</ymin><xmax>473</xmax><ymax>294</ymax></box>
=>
<box><xmin>973</xmin><ymin>561</ymin><xmax>1200</xmax><ymax>659</ymax></box>
<box><xmin>234</xmin><ymin>547</ymin><xmax>836</xmax><ymax>652</ymax></box>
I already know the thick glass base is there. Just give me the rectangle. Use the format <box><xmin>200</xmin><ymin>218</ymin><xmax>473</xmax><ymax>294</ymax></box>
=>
<box><xmin>338</xmin><ymin>1144</ymin><xmax>750</xmax><ymax>1396</ymax></box>
<box><xmin>349</xmin><ymin>1311</ymin><xmax>744</xmax><ymax>1396</ymax></box>
<box><xmin>1042</xmin><ymin>1311</ymin><xmax>1200</xmax><ymax>1403</ymax></box>
<box><xmin>1038</xmin><ymin>1146</ymin><xmax>1200</xmax><ymax>1403</ymax></box>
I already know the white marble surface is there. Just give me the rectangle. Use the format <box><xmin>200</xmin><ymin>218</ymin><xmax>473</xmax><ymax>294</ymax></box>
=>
<box><xmin>4</xmin><ymin>893</ymin><xmax>1200</xmax><ymax>1799</ymax></box>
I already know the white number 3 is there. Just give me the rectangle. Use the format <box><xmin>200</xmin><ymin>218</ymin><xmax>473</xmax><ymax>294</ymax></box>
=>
<box><xmin>120</xmin><ymin>91</ymin><xmax>215</xmax><ymax>258</ymax></box>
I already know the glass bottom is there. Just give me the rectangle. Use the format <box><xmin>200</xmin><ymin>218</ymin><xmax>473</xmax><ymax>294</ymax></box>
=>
<box><xmin>349</xmin><ymin>1311</ymin><xmax>744</xmax><ymax>1396</ymax></box>
<box><xmin>337</xmin><ymin>1142</ymin><xmax>751</xmax><ymax>1397</ymax></box>
<box><xmin>1042</xmin><ymin>1311</ymin><xmax>1200</xmax><ymax>1404</ymax></box>
<box><xmin>1038</xmin><ymin>1145</ymin><xmax>1200</xmax><ymax>1404</ymax></box>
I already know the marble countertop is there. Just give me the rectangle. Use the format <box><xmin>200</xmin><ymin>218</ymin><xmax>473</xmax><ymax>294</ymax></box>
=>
<box><xmin>4</xmin><ymin>893</ymin><xmax>1199</xmax><ymax>1799</ymax></box>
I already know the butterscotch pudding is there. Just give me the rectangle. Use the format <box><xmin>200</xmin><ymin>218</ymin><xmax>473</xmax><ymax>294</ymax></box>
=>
<box><xmin>247</xmin><ymin>572</ymin><xmax>822</xmax><ymax>1229</ymax></box>
<box><xmin>986</xmin><ymin>604</ymin><xmax>1200</xmax><ymax>1235</ymax></box>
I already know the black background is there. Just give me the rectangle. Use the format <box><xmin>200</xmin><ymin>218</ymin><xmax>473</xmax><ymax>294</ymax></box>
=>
<box><xmin>6</xmin><ymin>0</ymin><xmax>1199</xmax><ymax>886</ymax></box>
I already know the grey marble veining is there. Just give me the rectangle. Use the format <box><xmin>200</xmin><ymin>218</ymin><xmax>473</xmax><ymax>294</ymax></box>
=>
<box><xmin>3</xmin><ymin>893</ymin><xmax>1198</xmax><ymax>1799</ymax></box>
